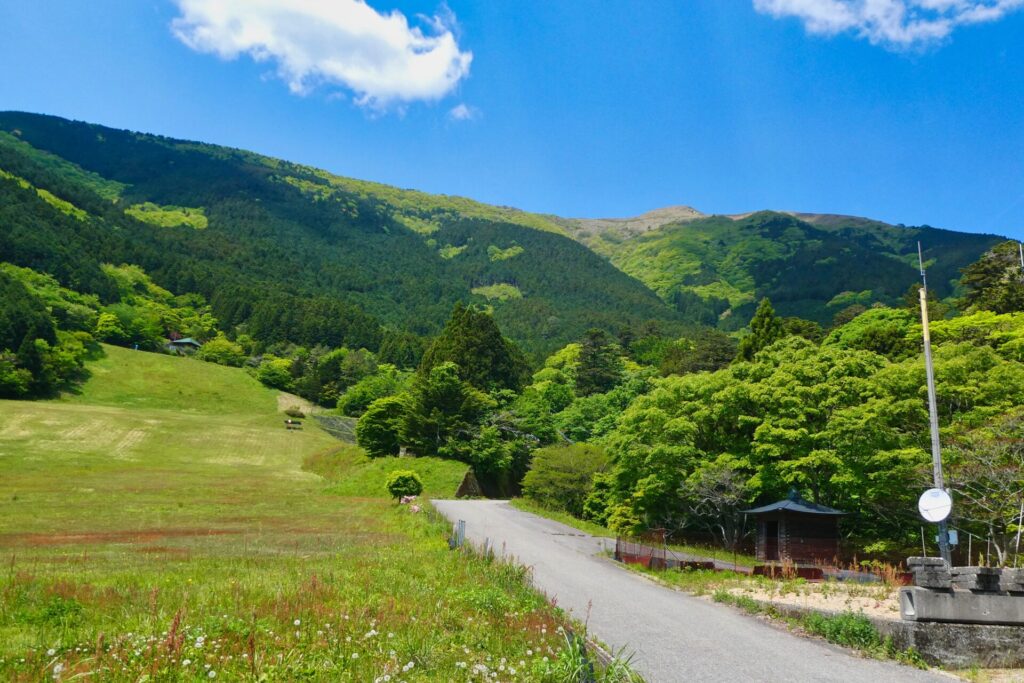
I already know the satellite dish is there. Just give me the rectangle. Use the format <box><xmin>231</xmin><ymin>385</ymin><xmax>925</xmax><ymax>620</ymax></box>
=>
<box><xmin>918</xmin><ymin>488</ymin><xmax>952</xmax><ymax>523</ymax></box>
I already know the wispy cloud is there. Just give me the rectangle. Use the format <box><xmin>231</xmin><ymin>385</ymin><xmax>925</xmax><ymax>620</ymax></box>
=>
<box><xmin>753</xmin><ymin>0</ymin><xmax>1024</xmax><ymax>48</ymax></box>
<box><xmin>448</xmin><ymin>103</ymin><xmax>480</xmax><ymax>121</ymax></box>
<box><xmin>171</xmin><ymin>0</ymin><xmax>473</xmax><ymax>109</ymax></box>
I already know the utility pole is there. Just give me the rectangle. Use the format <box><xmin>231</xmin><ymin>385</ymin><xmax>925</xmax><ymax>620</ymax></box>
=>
<box><xmin>918</xmin><ymin>242</ymin><xmax>952</xmax><ymax>564</ymax></box>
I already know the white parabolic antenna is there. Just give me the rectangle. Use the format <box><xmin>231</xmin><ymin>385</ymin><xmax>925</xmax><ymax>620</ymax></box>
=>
<box><xmin>918</xmin><ymin>488</ymin><xmax>952</xmax><ymax>523</ymax></box>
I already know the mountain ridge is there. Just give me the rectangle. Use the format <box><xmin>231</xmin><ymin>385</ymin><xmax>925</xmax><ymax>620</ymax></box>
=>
<box><xmin>0</xmin><ymin>110</ymin><xmax>1007</xmax><ymax>350</ymax></box>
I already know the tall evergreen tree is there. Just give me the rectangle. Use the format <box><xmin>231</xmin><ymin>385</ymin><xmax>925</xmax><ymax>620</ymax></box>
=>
<box><xmin>419</xmin><ymin>303</ymin><xmax>530</xmax><ymax>392</ymax></box>
<box><xmin>736</xmin><ymin>297</ymin><xmax>783</xmax><ymax>361</ymax></box>
<box><xmin>575</xmin><ymin>328</ymin><xmax>624</xmax><ymax>397</ymax></box>
<box><xmin>960</xmin><ymin>241</ymin><xmax>1024</xmax><ymax>314</ymax></box>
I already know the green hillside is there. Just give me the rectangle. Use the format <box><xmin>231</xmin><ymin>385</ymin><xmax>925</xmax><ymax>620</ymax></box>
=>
<box><xmin>0</xmin><ymin>111</ymin><xmax>685</xmax><ymax>360</ymax></box>
<box><xmin>600</xmin><ymin>211</ymin><xmax>1003</xmax><ymax>326</ymax></box>
<box><xmin>0</xmin><ymin>346</ymin><xmax>584</xmax><ymax>680</ymax></box>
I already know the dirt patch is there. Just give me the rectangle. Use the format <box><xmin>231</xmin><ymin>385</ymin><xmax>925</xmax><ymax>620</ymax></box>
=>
<box><xmin>725</xmin><ymin>583</ymin><xmax>902</xmax><ymax>621</ymax></box>
<box><xmin>0</xmin><ymin>528</ymin><xmax>240</xmax><ymax>547</ymax></box>
<box><xmin>277</xmin><ymin>392</ymin><xmax>318</xmax><ymax>415</ymax></box>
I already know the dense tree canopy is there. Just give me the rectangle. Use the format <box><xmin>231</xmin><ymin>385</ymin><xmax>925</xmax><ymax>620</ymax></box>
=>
<box><xmin>419</xmin><ymin>303</ymin><xmax>530</xmax><ymax>393</ymax></box>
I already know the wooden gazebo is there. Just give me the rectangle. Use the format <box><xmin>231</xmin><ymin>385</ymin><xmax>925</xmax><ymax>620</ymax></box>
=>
<box><xmin>743</xmin><ymin>490</ymin><xmax>845</xmax><ymax>565</ymax></box>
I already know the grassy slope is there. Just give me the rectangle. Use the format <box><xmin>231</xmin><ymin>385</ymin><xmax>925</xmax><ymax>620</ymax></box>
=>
<box><xmin>0</xmin><ymin>347</ymin><xmax>563</xmax><ymax>681</ymax></box>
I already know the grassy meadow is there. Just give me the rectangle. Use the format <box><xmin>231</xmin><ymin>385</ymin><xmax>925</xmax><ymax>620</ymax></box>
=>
<box><xmin>0</xmin><ymin>346</ymin><xmax>570</xmax><ymax>681</ymax></box>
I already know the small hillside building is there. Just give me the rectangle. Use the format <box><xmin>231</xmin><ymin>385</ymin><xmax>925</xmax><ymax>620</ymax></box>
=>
<box><xmin>167</xmin><ymin>337</ymin><xmax>202</xmax><ymax>354</ymax></box>
<box><xmin>743</xmin><ymin>490</ymin><xmax>845</xmax><ymax>565</ymax></box>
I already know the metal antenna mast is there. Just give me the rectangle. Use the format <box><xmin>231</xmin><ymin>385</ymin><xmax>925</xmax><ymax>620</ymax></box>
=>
<box><xmin>918</xmin><ymin>242</ymin><xmax>952</xmax><ymax>564</ymax></box>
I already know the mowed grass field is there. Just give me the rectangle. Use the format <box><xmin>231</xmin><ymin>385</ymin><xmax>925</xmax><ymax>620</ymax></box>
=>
<box><xmin>0</xmin><ymin>346</ymin><xmax>565</xmax><ymax>681</ymax></box>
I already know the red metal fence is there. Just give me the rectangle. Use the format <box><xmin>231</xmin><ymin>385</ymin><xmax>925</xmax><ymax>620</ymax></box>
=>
<box><xmin>614</xmin><ymin>537</ymin><xmax>718</xmax><ymax>571</ymax></box>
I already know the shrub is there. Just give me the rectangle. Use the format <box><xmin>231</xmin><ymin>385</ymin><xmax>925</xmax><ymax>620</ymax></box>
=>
<box><xmin>522</xmin><ymin>444</ymin><xmax>608</xmax><ymax>518</ymax></box>
<box><xmin>284</xmin><ymin>407</ymin><xmax>305</xmax><ymax>418</ymax></box>
<box><xmin>196</xmin><ymin>332</ymin><xmax>247</xmax><ymax>367</ymax></box>
<box><xmin>255</xmin><ymin>356</ymin><xmax>294</xmax><ymax>391</ymax></box>
<box><xmin>385</xmin><ymin>470</ymin><xmax>423</xmax><ymax>500</ymax></box>
<box><xmin>803</xmin><ymin>612</ymin><xmax>880</xmax><ymax>650</ymax></box>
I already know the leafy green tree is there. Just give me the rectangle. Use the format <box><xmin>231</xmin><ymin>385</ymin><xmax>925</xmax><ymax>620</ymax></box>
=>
<box><xmin>736</xmin><ymin>298</ymin><xmax>783</xmax><ymax>361</ymax></box>
<box><xmin>960</xmin><ymin>241</ymin><xmax>1024</xmax><ymax>314</ymax></box>
<box><xmin>659</xmin><ymin>329</ymin><xmax>737</xmax><ymax>376</ymax></box>
<box><xmin>831</xmin><ymin>304</ymin><xmax>867</xmax><ymax>329</ymax></box>
<box><xmin>255</xmin><ymin>356</ymin><xmax>293</xmax><ymax>391</ymax></box>
<box><xmin>780</xmin><ymin>317</ymin><xmax>824</xmax><ymax>343</ymax></box>
<box><xmin>574</xmin><ymin>328</ymin><xmax>624</xmax><ymax>397</ymax></box>
<box><xmin>356</xmin><ymin>396</ymin><xmax>408</xmax><ymax>457</ymax></box>
<box><xmin>337</xmin><ymin>365</ymin><xmax>409</xmax><ymax>417</ymax></box>
<box><xmin>582</xmin><ymin>472</ymin><xmax>615</xmax><ymax>525</ymax></box>
<box><xmin>400</xmin><ymin>362</ymin><xmax>495</xmax><ymax>457</ymax></box>
<box><xmin>947</xmin><ymin>409</ymin><xmax>1024</xmax><ymax>565</ymax></box>
<box><xmin>196</xmin><ymin>333</ymin><xmax>246</xmax><ymax>367</ymax></box>
<box><xmin>378</xmin><ymin>330</ymin><xmax>427</xmax><ymax>369</ymax></box>
<box><xmin>420</xmin><ymin>303</ymin><xmax>530</xmax><ymax>392</ymax></box>
<box><xmin>385</xmin><ymin>470</ymin><xmax>423</xmax><ymax>500</ymax></box>
<box><xmin>822</xmin><ymin>307</ymin><xmax>917</xmax><ymax>359</ymax></box>
<box><xmin>522</xmin><ymin>444</ymin><xmax>609</xmax><ymax>517</ymax></box>
<box><xmin>0</xmin><ymin>352</ymin><xmax>31</xmax><ymax>398</ymax></box>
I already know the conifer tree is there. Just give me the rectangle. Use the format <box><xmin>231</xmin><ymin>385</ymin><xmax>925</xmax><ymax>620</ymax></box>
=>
<box><xmin>736</xmin><ymin>297</ymin><xmax>783</xmax><ymax>361</ymax></box>
<box><xmin>419</xmin><ymin>303</ymin><xmax>530</xmax><ymax>392</ymax></box>
<box><xmin>574</xmin><ymin>328</ymin><xmax>624</xmax><ymax>396</ymax></box>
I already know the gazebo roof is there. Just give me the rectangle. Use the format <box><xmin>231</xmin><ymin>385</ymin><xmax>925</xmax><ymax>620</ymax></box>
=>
<box><xmin>742</xmin><ymin>489</ymin><xmax>845</xmax><ymax>516</ymax></box>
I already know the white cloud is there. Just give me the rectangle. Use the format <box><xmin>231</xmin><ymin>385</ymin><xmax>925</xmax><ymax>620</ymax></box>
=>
<box><xmin>171</xmin><ymin>0</ymin><xmax>473</xmax><ymax>108</ymax></box>
<box><xmin>753</xmin><ymin>0</ymin><xmax>1024</xmax><ymax>47</ymax></box>
<box><xmin>448</xmin><ymin>103</ymin><xmax>480</xmax><ymax>121</ymax></box>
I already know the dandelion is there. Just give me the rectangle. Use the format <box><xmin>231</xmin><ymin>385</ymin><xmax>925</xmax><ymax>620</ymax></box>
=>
<box><xmin>402</xmin><ymin>661</ymin><xmax>415</xmax><ymax>672</ymax></box>
<box><xmin>47</xmin><ymin>648</ymin><xmax>56</xmax><ymax>657</ymax></box>
<box><xmin>294</xmin><ymin>619</ymin><xmax>301</xmax><ymax>627</ymax></box>
<box><xmin>208</xmin><ymin>671</ymin><xmax>217</xmax><ymax>679</ymax></box>
<box><xmin>52</xmin><ymin>662</ymin><xmax>64</xmax><ymax>679</ymax></box>
<box><xmin>351</xmin><ymin>653</ymin><xmax>359</xmax><ymax>659</ymax></box>
<box><xmin>182</xmin><ymin>659</ymin><xmax>192</xmax><ymax>667</ymax></box>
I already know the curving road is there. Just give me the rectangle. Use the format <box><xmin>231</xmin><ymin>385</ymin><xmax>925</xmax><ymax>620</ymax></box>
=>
<box><xmin>433</xmin><ymin>500</ymin><xmax>950</xmax><ymax>683</ymax></box>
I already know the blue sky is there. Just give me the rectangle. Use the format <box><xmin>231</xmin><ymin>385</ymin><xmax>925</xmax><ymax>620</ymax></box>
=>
<box><xmin>1</xmin><ymin>1</ymin><xmax>1022</xmax><ymax>238</ymax></box>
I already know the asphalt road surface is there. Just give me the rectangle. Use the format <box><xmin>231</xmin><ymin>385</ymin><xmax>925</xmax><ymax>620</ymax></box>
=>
<box><xmin>433</xmin><ymin>500</ymin><xmax>949</xmax><ymax>683</ymax></box>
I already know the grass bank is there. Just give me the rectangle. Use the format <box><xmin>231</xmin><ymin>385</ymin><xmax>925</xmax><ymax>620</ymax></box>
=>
<box><xmin>0</xmin><ymin>346</ymin><xmax>623</xmax><ymax>681</ymax></box>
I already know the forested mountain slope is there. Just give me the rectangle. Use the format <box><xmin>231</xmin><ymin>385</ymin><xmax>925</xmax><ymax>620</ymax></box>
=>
<box><xmin>0</xmin><ymin>111</ymin><xmax>1005</xmax><ymax>352</ymax></box>
<box><xmin>0</xmin><ymin>111</ymin><xmax>685</xmax><ymax>360</ymax></box>
<box><xmin>572</xmin><ymin>209</ymin><xmax>1003</xmax><ymax>327</ymax></box>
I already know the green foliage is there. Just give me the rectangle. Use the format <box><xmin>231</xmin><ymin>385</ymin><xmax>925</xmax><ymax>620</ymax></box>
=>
<box><xmin>337</xmin><ymin>364</ymin><xmax>409</xmax><ymax>416</ymax></box>
<box><xmin>471</xmin><ymin>283</ymin><xmax>523</xmax><ymax>301</ymax></box>
<box><xmin>420</xmin><ymin>304</ymin><xmax>530</xmax><ymax>393</ymax></box>
<box><xmin>736</xmin><ymin>297</ymin><xmax>783</xmax><ymax>361</ymax></box>
<box><xmin>487</xmin><ymin>244</ymin><xmax>524</xmax><ymax>261</ymax></box>
<box><xmin>960</xmin><ymin>240</ymin><xmax>1024</xmax><ymax>314</ymax></box>
<box><xmin>780</xmin><ymin>316</ymin><xmax>824</xmax><ymax>343</ymax></box>
<box><xmin>195</xmin><ymin>332</ymin><xmax>246</xmax><ymax>367</ymax></box>
<box><xmin>255</xmin><ymin>356</ymin><xmax>293</xmax><ymax>391</ymax></box>
<box><xmin>822</xmin><ymin>306</ymin><xmax>917</xmax><ymax>359</ymax></box>
<box><xmin>0</xmin><ymin>111</ymin><xmax>691</xmax><ymax>360</ymax></box>
<box><xmin>378</xmin><ymin>330</ymin><xmax>427</xmax><ymax>369</ymax></box>
<box><xmin>590</xmin><ymin>320</ymin><xmax>1024</xmax><ymax>551</ymax></box>
<box><xmin>658</xmin><ymin>328</ymin><xmax>737</xmax><ymax>376</ymax></box>
<box><xmin>355</xmin><ymin>395</ymin><xmax>407</xmax><ymax>457</ymax></box>
<box><xmin>575</xmin><ymin>328</ymin><xmax>624</xmax><ymax>397</ymax></box>
<box><xmin>124</xmin><ymin>202</ymin><xmax>208</xmax><ymax>229</ymax></box>
<box><xmin>522</xmin><ymin>444</ymin><xmax>609</xmax><ymax>517</ymax></box>
<box><xmin>0</xmin><ymin>267</ymin><xmax>91</xmax><ymax>397</ymax></box>
<box><xmin>593</xmin><ymin>210</ymin><xmax>1000</xmax><ymax>326</ymax></box>
<box><xmin>384</xmin><ymin>469</ymin><xmax>423</xmax><ymax>499</ymax></box>
<box><xmin>802</xmin><ymin>612</ymin><xmax>880</xmax><ymax>650</ymax></box>
<box><xmin>401</xmin><ymin>362</ymin><xmax>495</xmax><ymax>457</ymax></box>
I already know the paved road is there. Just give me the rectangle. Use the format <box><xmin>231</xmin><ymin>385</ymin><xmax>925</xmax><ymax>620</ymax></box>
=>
<box><xmin>433</xmin><ymin>500</ymin><xmax>949</xmax><ymax>683</ymax></box>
